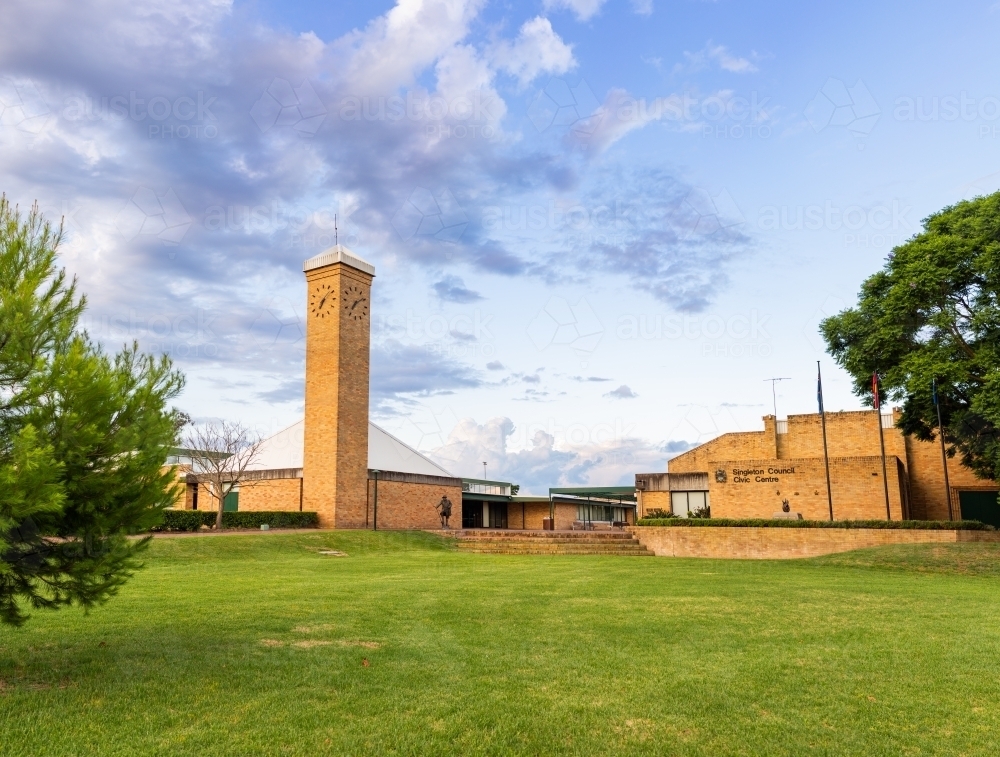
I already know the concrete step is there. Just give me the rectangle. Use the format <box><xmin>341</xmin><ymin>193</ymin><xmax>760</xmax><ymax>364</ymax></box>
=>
<box><xmin>452</xmin><ymin>529</ymin><xmax>635</xmax><ymax>540</ymax></box>
<box><xmin>459</xmin><ymin>547</ymin><xmax>654</xmax><ymax>556</ymax></box>
<box><xmin>456</xmin><ymin>544</ymin><xmax>651</xmax><ymax>553</ymax></box>
<box><xmin>450</xmin><ymin>528</ymin><xmax>652</xmax><ymax>556</ymax></box>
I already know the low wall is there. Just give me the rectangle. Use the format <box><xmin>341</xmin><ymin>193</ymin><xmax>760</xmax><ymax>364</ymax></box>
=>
<box><xmin>629</xmin><ymin>525</ymin><xmax>1000</xmax><ymax>560</ymax></box>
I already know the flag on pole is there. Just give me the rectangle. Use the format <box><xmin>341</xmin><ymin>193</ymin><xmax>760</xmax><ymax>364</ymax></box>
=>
<box><xmin>872</xmin><ymin>372</ymin><xmax>881</xmax><ymax>410</ymax></box>
<box><xmin>932</xmin><ymin>377</ymin><xmax>938</xmax><ymax>406</ymax></box>
<box><xmin>817</xmin><ymin>365</ymin><xmax>824</xmax><ymax>413</ymax></box>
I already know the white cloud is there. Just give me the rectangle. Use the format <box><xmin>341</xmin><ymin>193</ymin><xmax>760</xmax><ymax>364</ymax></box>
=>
<box><xmin>568</xmin><ymin>87</ymin><xmax>657</xmax><ymax>152</ymax></box>
<box><xmin>0</xmin><ymin>0</ymin><xmax>739</xmax><ymax>477</ymax></box>
<box><xmin>605</xmin><ymin>385</ymin><xmax>638</xmax><ymax>399</ymax></box>
<box><xmin>429</xmin><ymin>416</ymin><xmax>667</xmax><ymax>491</ymax></box>
<box><xmin>543</xmin><ymin>0</ymin><xmax>608</xmax><ymax>22</ymax></box>
<box><xmin>336</xmin><ymin>0</ymin><xmax>486</xmax><ymax>93</ymax></box>
<box><xmin>631</xmin><ymin>0</ymin><xmax>653</xmax><ymax>15</ymax></box>
<box><xmin>680</xmin><ymin>43</ymin><xmax>759</xmax><ymax>74</ymax></box>
<box><xmin>491</xmin><ymin>17</ymin><xmax>576</xmax><ymax>89</ymax></box>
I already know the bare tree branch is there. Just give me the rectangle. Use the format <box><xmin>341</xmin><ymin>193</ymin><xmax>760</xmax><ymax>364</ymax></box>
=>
<box><xmin>183</xmin><ymin>421</ymin><xmax>264</xmax><ymax>530</ymax></box>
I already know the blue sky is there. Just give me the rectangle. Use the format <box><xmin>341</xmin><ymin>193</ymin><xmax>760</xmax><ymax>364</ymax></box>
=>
<box><xmin>3</xmin><ymin>0</ymin><xmax>1000</xmax><ymax>491</ymax></box>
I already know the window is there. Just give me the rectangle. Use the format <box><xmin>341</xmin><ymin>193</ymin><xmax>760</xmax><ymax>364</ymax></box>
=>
<box><xmin>670</xmin><ymin>491</ymin><xmax>709</xmax><ymax>517</ymax></box>
<box><xmin>576</xmin><ymin>504</ymin><xmax>629</xmax><ymax>523</ymax></box>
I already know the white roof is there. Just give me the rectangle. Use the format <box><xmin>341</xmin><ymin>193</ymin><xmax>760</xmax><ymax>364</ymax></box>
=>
<box><xmin>303</xmin><ymin>245</ymin><xmax>375</xmax><ymax>276</ymax></box>
<box><xmin>250</xmin><ymin>419</ymin><xmax>453</xmax><ymax>478</ymax></box>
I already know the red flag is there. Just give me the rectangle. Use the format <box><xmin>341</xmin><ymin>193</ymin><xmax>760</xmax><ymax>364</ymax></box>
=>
<box><xmin>872</xmin><ymin>372</ymin><xmax>880</xmax><ymax>410</ymax></box>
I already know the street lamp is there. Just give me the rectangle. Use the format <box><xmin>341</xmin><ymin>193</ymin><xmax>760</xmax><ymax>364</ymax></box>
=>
<box><xmin>371</xmin><ymin>469</ymin><xmax>380</xmax><ymax>531</ymax></box>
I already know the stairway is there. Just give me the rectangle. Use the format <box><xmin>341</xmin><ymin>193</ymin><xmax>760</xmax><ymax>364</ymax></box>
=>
<box><xmin>451</xmin><ymin>529</ymin><xmax>654</xmax><ymax>556</ymax></box>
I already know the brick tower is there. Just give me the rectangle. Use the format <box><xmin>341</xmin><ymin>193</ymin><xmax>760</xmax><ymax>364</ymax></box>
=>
<box><xmin>302</xmin><ymin>245</ymin><xmax>375</xmax><ymax>528</ymax></box>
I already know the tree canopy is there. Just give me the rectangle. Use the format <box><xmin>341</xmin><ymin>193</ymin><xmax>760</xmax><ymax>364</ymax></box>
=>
<box><xmin>821</xmin><ymin>192</ymin><xmax>1000</xmax><ymax>483</ymax></box>
<box><xmin>0</xmin><ymin>197</ymin><xmax>184</xmax><ymax>626</ymax></box>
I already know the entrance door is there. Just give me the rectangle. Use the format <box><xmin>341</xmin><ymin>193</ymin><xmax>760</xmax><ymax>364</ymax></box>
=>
<box><xmin>959</xmin><ymin>491</ymin><xmax>1000</xmax><ymax>528</ymax></box>
<box><xmin>223</xmin><ymin>491</ymin><xmax>239</xmax><ymax>512</ymax></box>
<box><xmin>462</xmin><ymin>500</ymin><xmax>483</xmax><ymax>528</ymax></box>
<box><xmin>488</xmin><ymin>503</ymin><xmax>508</xmax><ymax>529</ymax></box>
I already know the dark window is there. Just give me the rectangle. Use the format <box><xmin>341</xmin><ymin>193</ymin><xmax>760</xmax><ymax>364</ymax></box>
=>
<box><xmin>959</xmin><ymin>491</ymin><xmax>1000</xmax><ymax>528</ymax></box>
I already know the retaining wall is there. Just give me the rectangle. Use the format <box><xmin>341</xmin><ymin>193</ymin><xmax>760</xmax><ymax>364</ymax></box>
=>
<box><xmin>629</xmin><ymin>525</ymin><xmax>1000</xmax><ymax>560</ymax></box>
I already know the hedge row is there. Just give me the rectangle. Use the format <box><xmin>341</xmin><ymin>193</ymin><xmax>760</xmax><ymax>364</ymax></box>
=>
<box><xmin>153</xmin><ymin>510</ymin><xmax>319</xmax><ymax>532</ymax></box>
<box><xmin>634</xmin><ymin>517</ymin><xmax>996</xmax><ymax>530</ymax></box>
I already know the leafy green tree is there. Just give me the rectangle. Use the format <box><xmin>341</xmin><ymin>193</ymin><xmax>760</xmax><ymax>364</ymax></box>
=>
<box><xmin>0</xmin><ymin>197</ymin><xmax>184</xmax><ymax>626</ymax></box>
<box><xmin>821</xmin><ymin>192</ymin><xmax>1000</xmax><ymax>484</ymax></box>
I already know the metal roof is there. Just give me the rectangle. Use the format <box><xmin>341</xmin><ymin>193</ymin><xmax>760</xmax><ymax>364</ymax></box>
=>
<box><xmin>548</xmin><ymin>486</ymin><xmax>637</xmax><ymax>503</ymax></box>
<box><xmin>249</xmin><ymin>419</ymin><xmax>453</xmax><ymax>478</ymax></box>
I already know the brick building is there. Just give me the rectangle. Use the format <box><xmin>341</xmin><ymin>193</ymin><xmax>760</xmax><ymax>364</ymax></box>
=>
<box><xmin>172</xmin><ymin>418</ymin><xmax>465</xmax><ymax>529</ymax></box>
<box><xmin>636</xmin><ymin>410</ymin><xmax>1000</xmax><ymax>526</ymax></box>
<box><xmin>170</xmin><ymin>245</ymin><xmax>466</xmax><ymax>529</ymax></box>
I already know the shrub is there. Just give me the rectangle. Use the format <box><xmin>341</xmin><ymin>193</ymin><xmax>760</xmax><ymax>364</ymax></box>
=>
<box><xmin>634</xmin><ymin>517</ymin><xmax>995</xmax><ymax>530</ymax></box>
<box><xmin>152</xmin><ymin>510</ymin><xmax>319</xmax><ymax>531</ymax></box>
<box><xmin>643</xmin><ymin>508</ymin><xmax>675</xmax><ymax>519</ymax></box>
<box><xmin>220</xmin><ymin>511</ymin><xmax>319</xmax><ymax>529</ymax></box>
<box><xmin>153</xmin><ymin>510</ymin><xmax>210</xmax><ymax>532</ymax></box>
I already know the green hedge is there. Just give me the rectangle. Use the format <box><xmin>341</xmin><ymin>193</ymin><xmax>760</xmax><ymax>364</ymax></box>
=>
<box><xmin>634</xmin><ymin>517</ymin><xmax>995</xmax><ymax>530</ymax></box>
<box><xmin>221</xmin><ymin>511</ymin><xmax>318</xmax><ymax>529</ymax></box>
<box><xmin>153</xmin><ymin>510</ymin><xmax>319</xmax><ymax>532</ymax></box>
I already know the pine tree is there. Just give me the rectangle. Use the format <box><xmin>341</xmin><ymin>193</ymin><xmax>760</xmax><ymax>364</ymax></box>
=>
<box><xmin>0</xmin><ymin>197</ymin><xmax>184</xmax><ymax>626</ymax></box>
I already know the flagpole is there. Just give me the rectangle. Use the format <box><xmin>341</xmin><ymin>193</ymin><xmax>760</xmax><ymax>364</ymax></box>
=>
<box><xmin>818</xmin><ymin>361</ymin><xmax>834</xmax><ymax>521</ymax></box>
<box><xmin>933</xmin><ymin>379</ymin><xmax>953</xmax><ymax>520</ymax></box>
<box><xmin>874</xmin><ymin>371</ymin><xmax>891</xmax><ymax>521</ymax></box>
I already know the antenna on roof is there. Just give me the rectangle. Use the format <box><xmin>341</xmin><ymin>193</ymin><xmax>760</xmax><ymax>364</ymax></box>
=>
<box><xmin>764</xmin><ymin>377</ymin><xmax>791</xmax><ymax>418</ymax></box>
<box><xmin>334</xmin><ymin>214</ymin><xmax>338</xmax><ymax>247</ymax></box>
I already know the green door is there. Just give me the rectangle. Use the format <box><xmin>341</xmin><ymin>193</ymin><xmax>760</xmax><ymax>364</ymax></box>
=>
<box><xmin>223</xmin><ymin>491</ymin><xmax>239</xmax><ymax>512</ymax></box>
<box><xmin>959</xmin><ymin>491</ymin><xmax>1000</xmax><ymax>528</ymax></box>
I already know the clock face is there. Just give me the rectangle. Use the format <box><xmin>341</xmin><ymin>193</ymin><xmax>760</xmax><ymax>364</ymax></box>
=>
<box><xmin>310</xmin><ymin>283</ymin><xmax>335</xmax><ymax>318</ymax></box>
<box><xmin>342</xmin><ymin>284</ymin><xmax>369</xmax><ymax>321</ymax></box>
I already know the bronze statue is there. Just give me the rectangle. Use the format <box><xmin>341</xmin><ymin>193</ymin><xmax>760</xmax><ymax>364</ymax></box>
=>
<box><xmin>436</xmin><ymin>495</ymin><xmax>453</xmax><ymax>529</ymax></box>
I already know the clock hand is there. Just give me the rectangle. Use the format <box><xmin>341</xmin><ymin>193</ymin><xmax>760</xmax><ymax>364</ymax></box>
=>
<box><xmin>317</xmin><ymin>292</ymin><xmax>329</xmax><ymax>310</ymax></box>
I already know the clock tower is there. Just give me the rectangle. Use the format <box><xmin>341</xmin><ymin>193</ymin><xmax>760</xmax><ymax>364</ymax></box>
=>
<box><xmin>302</xmin><ymin>245</ymin><xmax>375</xmax><ymax>528</ymax></box>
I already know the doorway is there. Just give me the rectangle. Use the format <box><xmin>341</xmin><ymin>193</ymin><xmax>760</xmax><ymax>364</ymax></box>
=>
<box><xmin>959</xmin><ymin>490</ymin><xmax>1000</xmax><ymax>528</ymax></box>
<box><xmin>462</xmin><ymin>500</ymin><xmax>483</xmax><ymax>528</ymax></box>
<box><xmin>488</xmin><ymin>503</ymin><xmax>508</xmax><ymax>529</ymax></box>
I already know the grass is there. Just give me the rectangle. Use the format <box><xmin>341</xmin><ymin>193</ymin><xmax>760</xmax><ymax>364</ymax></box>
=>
<box><xmin>1</xmin><ymin>532</ymin><xmax>1000</xmax><ymax>756</ymax></box>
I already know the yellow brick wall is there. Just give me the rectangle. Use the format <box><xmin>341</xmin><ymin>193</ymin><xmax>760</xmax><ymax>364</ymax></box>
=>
<box><xmin>552</xmin><ymin>503</ymin><xmax>579</xmax><ymax>530</ymax></box>
<box><xmin>162</xmin><ymin>466</ymin><xmax>187</xmax><ymax>509</ymax></box>
<box><xmin>669</xmin><ymin>429</ymin><xmax>776</xmax><ymax>474</ymax></box>
<box><xmin>668</xmin><ymin>410</ymin><xmax>996</xmax><ymax>521</ymax></box>
<box><xmin>781</xmin><ymin>411</ymin><xmax>907</xmax><ymax>461</ymax></box>
<box><xmin>302</xmin><ymin>262</ymin><xmax>373</xmax><ymax>528</ymax></box>
<box><xmin>706</xmin><ymin>456</ymin><xmax>905</xmax><ymax>521</ymax></box>
<box><xmin>239</xmin><ymin>478</ymin><xmax>302</xmax><ymax>512</ymax></box>
<box><xmin>506</xmin><ymin>501</ymin><xmax>554</xmax><ymax>529</ymax></box>
<box><xmin>637</xmin><ymin>490</ymin><xmax>670</xmax><ymax>517</ymax></box>
<box><xmin>366</xmin><ymin>479</ymin><xmax>464</xmax><ymax>530</ymax></box>
<box><xmin>631</xmin><ymin>525</ymin><xmax>1000</xmax><ymax>559</ymax></box>
<box><xmin>904</xmin><ymin>434</ymin><xmax>991</xmax><ymax>520</ymax></box>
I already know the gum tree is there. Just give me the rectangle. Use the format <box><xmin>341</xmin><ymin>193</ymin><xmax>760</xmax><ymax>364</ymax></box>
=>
<box><xmin>0</xmin><ymin>198</ymin><xmax>184</xmax><ymax>626</ymax></box>
<box><xmin>821</xmin><ymin>192</ymin><xmax>1000</xmax><ymax>484</ymax></box>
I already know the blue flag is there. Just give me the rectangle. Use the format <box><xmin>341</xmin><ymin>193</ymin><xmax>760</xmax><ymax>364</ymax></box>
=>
<box><xmin>932</xmin><ymin>378</ymin><xmax>938</xmax><ymax>406</ymax></box>
<box><xmin>817</xmin><ymin>362</ymin><xmax>825</xmax><ymax>414</ymax></box>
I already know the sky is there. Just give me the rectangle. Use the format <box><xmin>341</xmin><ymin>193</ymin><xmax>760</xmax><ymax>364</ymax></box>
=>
<box><xmin>3</xmin><ymin>0</ymin><xmax>1000</xmax><ymax>492</ymax></box>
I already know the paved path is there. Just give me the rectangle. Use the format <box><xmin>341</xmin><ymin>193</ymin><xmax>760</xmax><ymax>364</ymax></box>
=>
<box><xmin>149</xmin><ymin>528</ymin><xmax>333</xmax><ymax>538</ymax></box>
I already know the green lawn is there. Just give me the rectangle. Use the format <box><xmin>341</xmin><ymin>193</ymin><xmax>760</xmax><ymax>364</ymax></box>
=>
<box><xmin>2</xmin><ymin>532</ymin><xmax>999</xmax><ymax>756</ymax></box>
